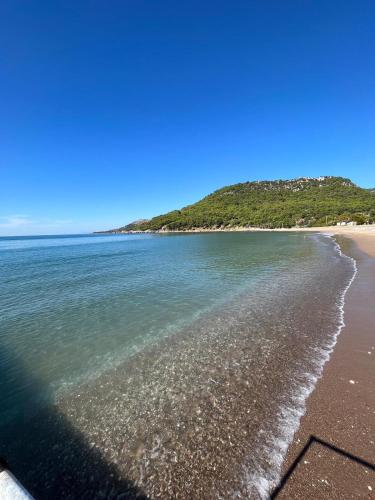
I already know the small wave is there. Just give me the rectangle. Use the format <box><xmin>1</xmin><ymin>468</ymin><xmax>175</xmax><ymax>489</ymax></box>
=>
<box><xmin>245</xmin><ymin>234</ymin><xmax>358</xmax><ymax>498</ymax></box>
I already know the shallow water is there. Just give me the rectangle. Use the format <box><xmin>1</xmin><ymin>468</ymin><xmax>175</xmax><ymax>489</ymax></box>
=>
<box><xmin>0</xmin><ymin>232</ymin><xmax>355</xmax><ymax>498</ymax></box>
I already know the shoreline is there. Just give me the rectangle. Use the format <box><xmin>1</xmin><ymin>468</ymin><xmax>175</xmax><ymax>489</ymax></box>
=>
<box><xmin>251</xmin><ymin>233</ymin><xmax>360</xmax><ymax>497</ymax></box>
<box><xmin>1</xmin><ymin>230</ymin><xmax>373</xmax><ymax>497</ymax></box>
<box><xmin>107</xmin><ymin>223</ymin><xmax>375</xmax><ymax>244</ymax></box>
<box><xmin>2</xmin><ymin>233</ymin><xmax>355</xmax><ymax>499</ymax></box>
<box><xmin>275</xmin><ymin>231</ymin><xmax>375</xmax><ymax>497</ymax></box>
<box><xmin>95</xmin><ymin>225</ymin><xmax>375</xmax><ymax>497</ymax></box>
<box><xmin>61</xmin><ymin>234</ymin><xmax>360</xmax><ymax>498</ymax></box>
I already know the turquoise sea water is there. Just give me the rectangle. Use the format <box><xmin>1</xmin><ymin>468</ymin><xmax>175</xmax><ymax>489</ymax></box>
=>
<box><xmin>0</xmin><ymin>232</ymin><xmax>316</xmax><ymax>418</ymax></box>
<box><xmin>0</xmin><ymin>232</ymin><xmax>355</xmax><ymax>498</ymax></box>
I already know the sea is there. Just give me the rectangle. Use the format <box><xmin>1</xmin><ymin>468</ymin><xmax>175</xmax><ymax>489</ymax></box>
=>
<box><xmin>0</xmin><ymin>232</ymin><xmax>356</xmax><ymax>499</ymax></box>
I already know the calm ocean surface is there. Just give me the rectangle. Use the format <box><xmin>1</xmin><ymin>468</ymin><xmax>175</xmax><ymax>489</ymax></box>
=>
<box><xmin>0</xmin><ymin>232</ymin><xmax>355</xmax><ymax>498</ymax></box>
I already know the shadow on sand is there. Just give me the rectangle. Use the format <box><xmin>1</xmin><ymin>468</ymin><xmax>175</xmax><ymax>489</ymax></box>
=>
<box><xmin>0</xmin><ymin>345</ymin><xmax>147</xmax><ymax>499</ymax></box>
<box><xmin>271</xmin><ymin>435</ymin><xmax>375</xmax><ymax>498</ymax></box>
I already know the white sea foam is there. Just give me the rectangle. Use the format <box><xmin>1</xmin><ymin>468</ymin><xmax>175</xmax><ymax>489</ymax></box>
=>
<box><xmin>244</xmin><ymin>234</ymin><xmax>358</xmax><ymax>498</ymax></box>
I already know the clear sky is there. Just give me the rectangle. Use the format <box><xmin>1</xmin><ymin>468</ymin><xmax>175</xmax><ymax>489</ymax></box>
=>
<box><xmin>1</xmin><ymin>1</ymin><xmax>374</xmax><ymax>235</ymax></box>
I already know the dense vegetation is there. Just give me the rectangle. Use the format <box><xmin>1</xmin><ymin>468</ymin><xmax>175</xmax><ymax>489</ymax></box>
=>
<box><xmin>118</xmin><ymin>177</ymin><xmax>375</xmax><ymax>231</ymax></box>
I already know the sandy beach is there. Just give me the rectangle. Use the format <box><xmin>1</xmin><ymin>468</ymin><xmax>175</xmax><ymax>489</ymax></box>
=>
<box><xmin>274</xmin><ymin>227</ymin><xmax>375</xmax><ymax>498</ymax></box>
<box><xmin>276</xmin><ymin>224</ymin><xmax>375</xmax><ymax>256</ymax></box>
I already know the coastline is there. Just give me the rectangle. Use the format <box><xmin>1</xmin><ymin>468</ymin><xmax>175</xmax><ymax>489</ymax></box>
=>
<box><xmin>97</xmin><ymin>225</ymin><xmax>375</xmax><ymax>497</ymax></box>
<box><xmin>109</xmin><ymin>223</ymin><xmax>375</xmax><ymax>237</ymax></box>
<box><xmin>2</xmin><ymin>230</ymin><xmax>374</xmax><ymax>497</ymax></box>
<box><xmin>275</xmin><ymin>230</ymin><xmax>375</xmax><ymax>497</ymax></box>
<box><xmin>2</xmin><ymin>232</ymin><xmax>357</xmax><ymax>499</ymax></box>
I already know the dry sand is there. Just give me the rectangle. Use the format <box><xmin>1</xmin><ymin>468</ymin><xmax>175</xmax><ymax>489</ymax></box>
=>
<box><xmin>274</xmin><ymin>229</ymin><xmax>375</xmax><ymax>498</ymax></box>
<box><xmin>327</xmin><ymin>230</ymin><xmax>375</xmax><ymax>259</ymax></box>
<box><xmin>287</xmin><ymin>225</ymin><xmax>375</xmax><ymax>258</ymax></box>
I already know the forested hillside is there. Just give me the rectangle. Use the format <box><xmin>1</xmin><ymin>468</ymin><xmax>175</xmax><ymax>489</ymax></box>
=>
<box><xmin>117</xmin><ymin>177</ymin><xmax>375</xmax><ymax>231</ymax></box>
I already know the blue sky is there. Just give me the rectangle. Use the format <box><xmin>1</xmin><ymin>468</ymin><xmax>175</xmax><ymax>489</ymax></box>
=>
<box><xmin>1</xmin><ymin>1</ymin><xmax>374</xmax><ymax>235</ymax></box>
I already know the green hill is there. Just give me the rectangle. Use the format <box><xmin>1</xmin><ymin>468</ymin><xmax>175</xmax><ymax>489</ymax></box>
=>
<box><xmin>117</xmin><ymin>176</ymin><xmax>375</xmax><ymax>231</ymax></box>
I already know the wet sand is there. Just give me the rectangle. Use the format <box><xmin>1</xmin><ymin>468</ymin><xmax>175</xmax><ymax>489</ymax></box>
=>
<box><xmin>276</xmin><ymin>233</ymin><xmax>375</xmax><ymax>498</ymax></box>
